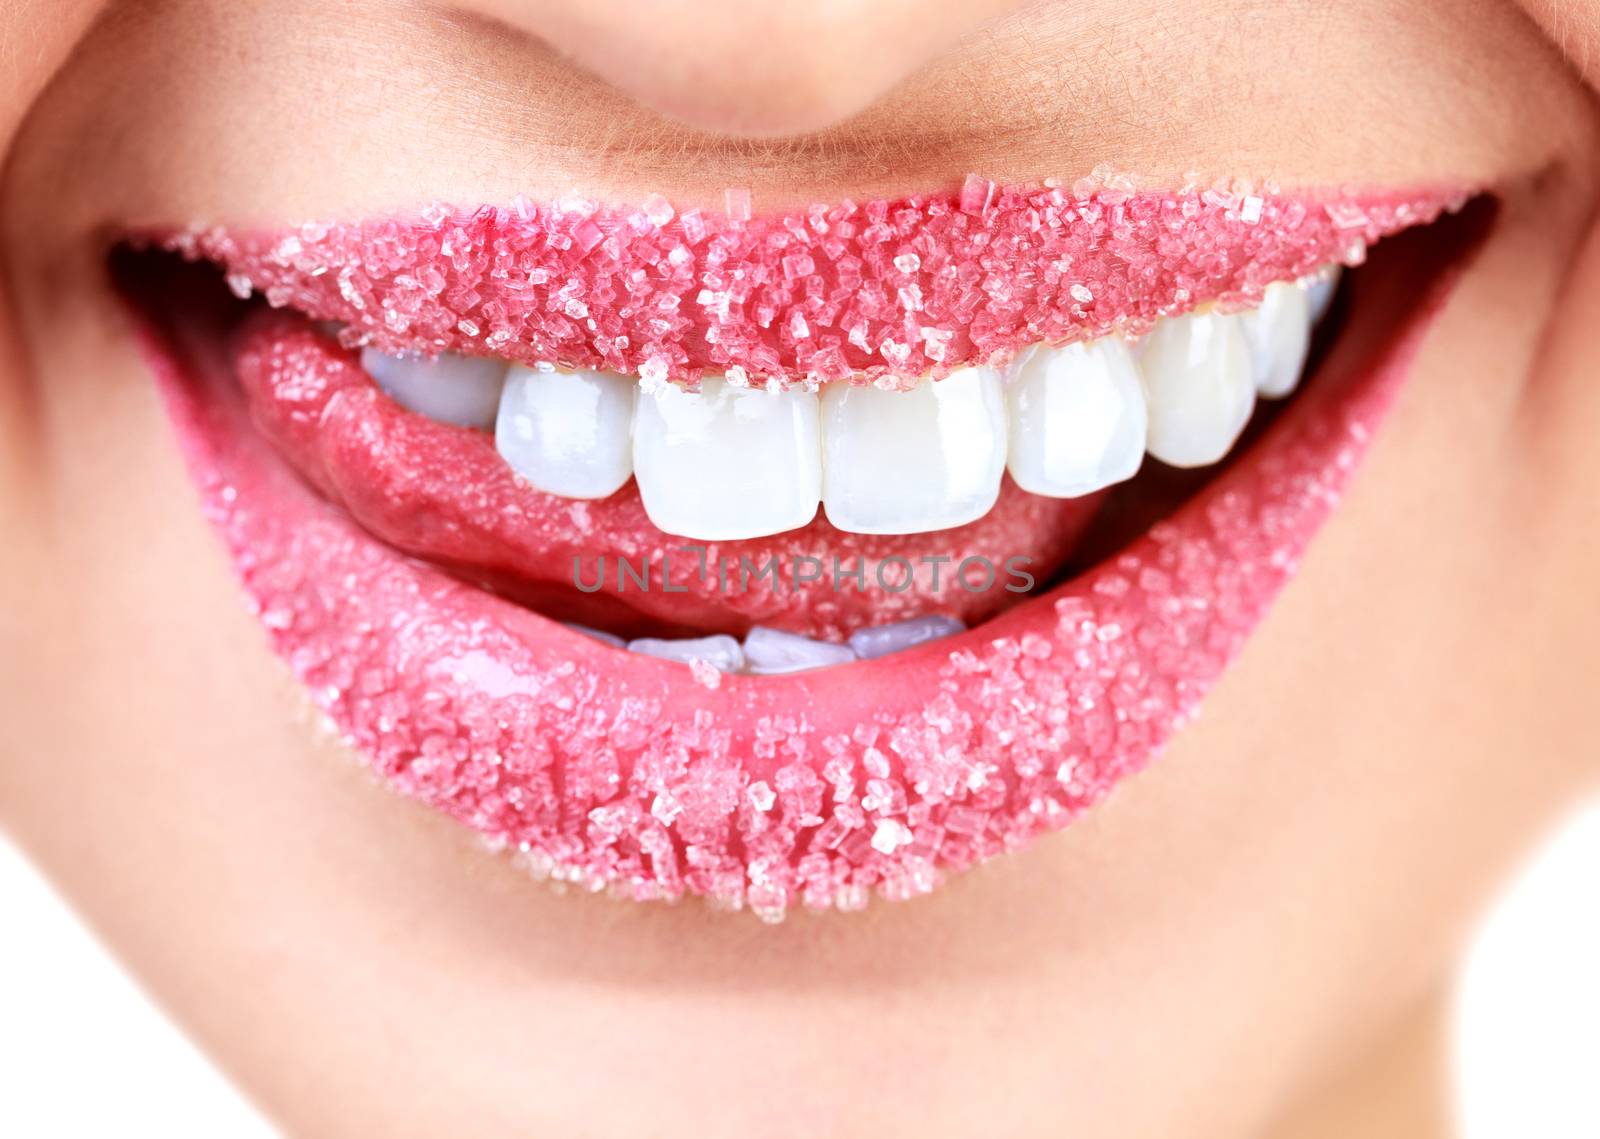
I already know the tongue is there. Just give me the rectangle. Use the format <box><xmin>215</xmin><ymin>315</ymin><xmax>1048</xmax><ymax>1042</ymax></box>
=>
<box><xmin>233</xmin><ymin>311</ymin><xmax>1106</xmax><ymax>640</ymax></box>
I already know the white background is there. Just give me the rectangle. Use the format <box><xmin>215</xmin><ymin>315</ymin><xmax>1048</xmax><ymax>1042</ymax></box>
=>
<box><xmin>3</xmin><ymin>799</ymin><xmax>1598</xmax><ymax>1137</ymax></box>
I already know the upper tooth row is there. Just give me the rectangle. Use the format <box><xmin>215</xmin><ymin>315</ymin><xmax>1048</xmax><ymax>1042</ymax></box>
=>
<box><xmin>359</xmin><ymin>269</ymin><xmax>1338</xmax><ymax>541</ymax></box>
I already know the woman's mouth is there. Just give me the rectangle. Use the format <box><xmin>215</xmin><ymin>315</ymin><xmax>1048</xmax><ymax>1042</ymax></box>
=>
<box><xmin>114</xmin><ymin>178</ymin><xmax>1486</xmax><ymax>920</ymax></box>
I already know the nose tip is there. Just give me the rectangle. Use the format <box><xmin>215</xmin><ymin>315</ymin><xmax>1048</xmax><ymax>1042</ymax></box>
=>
<box><xmin>464</xmin><ymin>0</ymin><xmax>1019</xmax><ymax>136</ymax></box>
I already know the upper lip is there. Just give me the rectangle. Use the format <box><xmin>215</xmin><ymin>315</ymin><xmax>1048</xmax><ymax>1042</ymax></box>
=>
<box><xmin>117</xmin><ymin>180</ymin><xmax>1488</xmax><ymax>919</ymax></box>
<box><xmin>153</xmin><ymin>178</ymin><xmax>1466</xmax><ymax>387</ymax></box>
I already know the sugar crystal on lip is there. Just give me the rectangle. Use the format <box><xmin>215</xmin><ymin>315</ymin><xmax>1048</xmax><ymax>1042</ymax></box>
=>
<box><xmin>1326</xmin><ymin>200</ymin><xmax>1370</xmax><ymax>230</ymax></box>
<box><xmin>747</xmin><ymin>781</ymin><xmax>777</xmax><ymax>812</ymax></box>
<box><xmin>724</xmin><ymin>186</ymin><xmax>753</xmax><ymax>221</ymax></box>
<box><xmin>960</xmin><ymin>172</ymin><xmax>996</xmax><ymax>216</ymax></box>
<box><xmin>871</xmin><ymin>819</ymin><xmax>913</xmax><ymax>855</ymax></box>
<box><xmin>688</xmin><ymin>658</ymin><xmax>722</xmax><ymax>689</ymax></box>
<box><xmin>641</xmin><ymin>193</ymin><xmax>675</xmax><ymax>227</ymax></box>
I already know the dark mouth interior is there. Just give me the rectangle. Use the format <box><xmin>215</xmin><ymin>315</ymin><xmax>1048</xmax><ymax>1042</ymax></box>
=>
<box><xmin>109</xmin><ymin>204</ymin><xmax>1482</xmax><ymax>649</ymax></box>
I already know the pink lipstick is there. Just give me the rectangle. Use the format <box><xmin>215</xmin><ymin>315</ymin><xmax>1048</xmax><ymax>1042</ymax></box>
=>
<box><xmin>118</xmin><ymin>181</ymin><xmax>1485</xmax><ymax>920</ymax></box>
<box><xmin>161</xmin><ymin>179</ymin><xmax>1462</xmax><ymax>386</ymax></box>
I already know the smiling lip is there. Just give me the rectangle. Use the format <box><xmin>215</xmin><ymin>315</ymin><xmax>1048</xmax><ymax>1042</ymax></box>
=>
<box><xmin>120</xmin><ymin>183</ymin><xmax>1483</xmax><ymax>920</ymax></box>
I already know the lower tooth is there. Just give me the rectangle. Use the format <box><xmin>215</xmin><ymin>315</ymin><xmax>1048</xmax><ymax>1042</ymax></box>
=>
<box><xmin>627</xmin><ymin>634</ymin><xmax>746</xmax><ymax>672</ymax></box>
<box><xmin>847</xmin><ymin>614</ymin><xmax>966</xmax><ymax>659</ymax></box>
<box><xmin>613</xmin><ymin>615</ymin><xmax>968</xmax><ymax>676</ymax></box>
<box><xmin>742</xmin><ymin>626</ymin><xmax>857</xmax><ymax>675</ymax></box>
<box><xmin>563</xmin><ymin>622</ymin><xmax>626</xmax><ymax>649</ymax></box>
<box><xmin>1139</xmin><ymin>311</ymin><xmax>1256</xmax><ymax>469</ymax></box>
<box><xmin>360</xmin><ymin>348</ymin><xmax>508</xmax><ymax>430</ymax></box>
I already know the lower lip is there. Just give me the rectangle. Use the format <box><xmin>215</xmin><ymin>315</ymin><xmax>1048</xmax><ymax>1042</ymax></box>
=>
<box><xmin>124</xmin><ymin>207</ymin><xmax>1481</xmax><ymax>921</ymax></box>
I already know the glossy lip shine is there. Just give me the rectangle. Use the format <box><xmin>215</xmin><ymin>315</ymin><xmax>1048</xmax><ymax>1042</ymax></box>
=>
<box><xmin>127</xmin><ymin>181</ymin><xmax>1477</xmax><ymax>920</ymax></box>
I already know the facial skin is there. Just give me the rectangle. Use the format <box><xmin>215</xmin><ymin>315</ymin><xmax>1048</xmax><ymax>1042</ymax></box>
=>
<box><xmin>2</xmin><ymin>1</ymin><xmax>1599</xmax><ymax>1136</ymax></box>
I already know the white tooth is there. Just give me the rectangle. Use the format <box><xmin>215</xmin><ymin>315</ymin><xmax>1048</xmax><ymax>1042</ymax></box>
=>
<box><xmin>495</xmin><ymin>366</ymin><xmax>635</xmax><ymax>498</ymax></box>
<box><xmin>562</xmin><ymin>622</ymin><xmax>626</xmax><ymax>649</ymax></box>
<box><xmin>633</xmin><ymin>377</ymin><xmax>821</xmax><ymax>541</ymax></box>
<box><xmin>821</xmin><ymin>366</ymin><xmax>1007</xmax><ymax>535</ymax></box>
<box><xmin>627</xmin><ymin>634</ymin><xmax>745</xmax><ymax>672</ymax></box>
<box><xmin>360</xmin><ymin>348</ymin><xmax>508</xmax><ymax>430</ymax></box>
<box><xmin>1139</xmin><ymin>311</ymin><xmax>1256</xmax><ymax>468</ymax></box>
<box><xmin>847</xmin><ymin>615</ymin><xmax>965</xmax><ymax>660</ymax></box>
<box><xmin>1302</xmin><ymin>265</ymin><xmax>1341</xmax><ymax>324</ymax></box>
<box><xmin>1005</xmin><ymin>338</ymin><xmax>1146</xmax><ymax>497</ymax></box>
<box><xmin>743</xmin><ymin>626</ymin><xmax>856</xmax><ymax>675</ymax></box>
<box><xmin>1239</xmin><ymin>282</ymin><xmax>1312</xmax><ymax>400</ymax></box>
